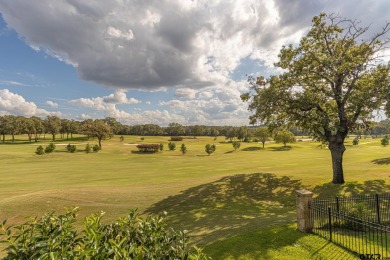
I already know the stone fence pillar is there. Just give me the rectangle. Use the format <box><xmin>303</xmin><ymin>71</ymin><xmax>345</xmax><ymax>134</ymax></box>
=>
<box><xmin>296</xmin><ymin>189</ymin><xmax>313</xmax><ymax>233</ymax></box>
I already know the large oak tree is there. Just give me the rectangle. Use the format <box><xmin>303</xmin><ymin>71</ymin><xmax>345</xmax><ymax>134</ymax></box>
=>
<box><xmin>242</xmin><ymin>13</ymin><xmax>390</xmax><ymax>184</ymax></box>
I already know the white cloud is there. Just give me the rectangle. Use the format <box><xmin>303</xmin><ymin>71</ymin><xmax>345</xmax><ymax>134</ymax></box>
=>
<box><xmin>0</xmin><ymin>0</ymin><xmax>341</xmax><ymax>91</ymax></box>
<box><xmin>1</xmin><ymin>1</ymin><xmax>389</xmax><ymax>125</ymax></box>
<box><xmin>174</xmin><ymin>88</ymin><xmax>197</xmax><ymax>99</ymax></box>
<box><xmin>77</xmin><ymin>113</ymin><xmax>91</xmax><ymax>120</ymax></box>
<box><xmin>0</xmin><ymin>89</ymin><xmax>61</xmax><ymax>117</ymax></box>
<box><xmin>46</xmin><ymin>100</ymin><xmax>59</xmax><ymax>108</ymax></box>
<box><xmin>0</xmin><ymin>80</ymin><xmax>30</xmax><ymax>87</ymax></box>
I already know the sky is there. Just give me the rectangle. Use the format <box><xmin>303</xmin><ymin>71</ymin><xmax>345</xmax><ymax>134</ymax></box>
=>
<box><xmin>0</xmin><ymin>0</ymin><xmax>389</xmax><ymax>126</ymax></box>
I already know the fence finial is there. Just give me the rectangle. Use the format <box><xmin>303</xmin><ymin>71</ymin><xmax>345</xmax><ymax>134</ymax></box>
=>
<box><xmin>296</xmin><ymin>189</ymin><xmax>313</xmax><ymax>233</ymax></box>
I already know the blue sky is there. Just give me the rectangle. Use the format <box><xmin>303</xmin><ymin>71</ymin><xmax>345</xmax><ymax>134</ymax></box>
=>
<box><xmin>0</xmin><ymin>0</ymin><xmax>389</xmax><ymax>126</ymax></box>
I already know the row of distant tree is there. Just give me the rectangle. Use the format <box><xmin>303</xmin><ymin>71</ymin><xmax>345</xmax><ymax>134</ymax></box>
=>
<box><xmin>1</xmin><ymin>115</ymin><xmax>390</xmax><ymax>144</ymax></box>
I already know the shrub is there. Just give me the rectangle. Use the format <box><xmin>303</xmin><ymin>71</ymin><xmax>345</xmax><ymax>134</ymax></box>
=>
<box><xmin>159</xmin><ymin>143</ymin><xmax>164</xmax><ymax>151</ymax></box>
<box><xmin>66</xmin><ymin>144</ymin><xmax>77</xmax><ymax>152</ymax></box>
<box><xmin>93</xmin><ymin>144</ymin><xmax>101</xmax><ymax>152</ymax></box>
<box><xmin>232</xmin><ymin>141</ymin><xmax>241</xmax><ymax>151</ymax></box>
<box><xmin>180</xmin><ymin>143</ymin><xmax>187</xmax><ymax>155</ymax></box>
<box><xmin>85</xmin><ymin>143</ymin><xmax>92</xmax><ymax>153</ymax></box>
<box><xmin>170</xmin><ymin>136</ymin><xmax>183</xmax><ymax>141</ymax></box>
<box><xmin>352</xmin><ymin>138</ymin><xmax>359</xmax><ymax>145</ymax></box>
<box><xmin>205</xmin><ymin>144</ymin><xmax>216</xmax><ymax>155</ymax></box>
<box><xmin>69</xmin><ymin>145</ymin><xmax>77</xmax><ymax>153</ymax></box>
<box><xmin>44</xmin><ymin>143</ymin><xmax>56</xmax><ymax>154</ymax></box>
<box><xmin>136</xmin><ymin>144</ymin><xmax>160</xmax><ymax>153</ymax></box>
<box><xmin>140</xmin><ymin>137</ymin><xmax>145</xmax><ymax>141</ymax></box>
<box><xmin>35</xmin><ymin>145</ymin><xmax>44</xmax><ymax>155</ymax></box>
<box><xmin>168</xmin><ymin>142</ymin><xmax>176</xmax><ymax>151</ymax></box>
<box><xmin>0</xmin><ymin>207</ymin><xmax>210</xmax><ymax>259</ymax></box>
<box><xmin>119</xmin><ymin>136</ymin><xmax>124</xmax><ymax>142</ymax></box>
<box><xmin>381</xmin><ymin>135</ymin><xmax>389</xmax><ymax>146</ymax></box>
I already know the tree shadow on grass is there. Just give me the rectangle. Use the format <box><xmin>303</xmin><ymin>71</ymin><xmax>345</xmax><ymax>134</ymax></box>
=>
<box><xmin>242</xmin><ymin>146</ymin><xmax>262</xmax><ymax>151</ymax></box>
<box><xmin>372</xmin><ymin>158</ymin><xmax>390</xmax><ymax>165</ymax></box>
<box><xmin>313</xmin><ymin>179</ymin><xmax>390</xmax><ymax>197</ymax></box>
<box><xmin>267</xmin><ymin>146</ymin><xmax>292</xmax><ymax>151</ymax></box>
<box><xmin>204</xmin><ymin>224</ymin><xmax>355</xmax><ymax>260</ymax></box>
<box><xmin>130</xmin><ymin>150</ymin><xmax>159</xmax><ymax>155</ymax></box>
<box><xmin>145</xmin><ymin>173</ymin><xmax>304</xmax><ymax>245</ymax></box>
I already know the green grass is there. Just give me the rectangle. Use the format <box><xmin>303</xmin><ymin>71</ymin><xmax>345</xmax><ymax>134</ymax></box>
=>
<box><xmin>0</xmin><ymin>135</ymin><xmax>389</xmax><ymax>259</ymax></box>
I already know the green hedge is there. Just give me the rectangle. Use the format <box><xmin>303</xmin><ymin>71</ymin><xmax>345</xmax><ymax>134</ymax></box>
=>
<box><xmin>0</xmin><ymin>207</ymin><xmax>209</xmax><ymax>259</ymax></box>
<box><xmin>136</xmin><ymin>144</ymin><xmax>160</xmax><ymax>153</ymax></box>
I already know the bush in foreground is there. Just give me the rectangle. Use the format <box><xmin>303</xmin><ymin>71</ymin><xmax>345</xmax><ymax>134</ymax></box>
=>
<box><xmin>0</xmin><ymin>207</ymin><xmax>209</xmax><ymax>259</ymax></box>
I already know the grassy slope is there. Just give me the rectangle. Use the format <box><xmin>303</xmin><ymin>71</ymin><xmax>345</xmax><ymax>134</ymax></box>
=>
<box><xmin>0</xmin><ymin>135</ymin><xmax>389</xmax><ymax>259</ymax></box>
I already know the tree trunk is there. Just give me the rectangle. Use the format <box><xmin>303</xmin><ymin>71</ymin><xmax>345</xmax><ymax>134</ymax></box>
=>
<box><xmin>2</xmin><ymin>133</ymin><xmax>4</xmax><ymax>143</ymax></box>
<box><xmin>98</xmin><ymin>138</ymin><xmax>102</xmax><ymax>148</ymax></box>
<box><xmin>12</xmin><ymin>133</ymin><xmax>15</xmax><ymax>142</ymax></box>
<box><xmin>52</xmin><ymin>134</ymin><xmax>56</xmax><ymax>141</ymax></box>
<box><xmin>329</xmin><ymin>141</ymin><xmax>346</xmax><ymax>184</ymax></box>
<box><xmin>262</xmin><ymin>142</ymin><xmax>265</xmax><ymax>148</ymax></box>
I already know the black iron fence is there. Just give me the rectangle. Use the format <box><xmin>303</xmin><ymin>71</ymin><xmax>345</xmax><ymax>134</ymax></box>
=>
<box><xmin>310</xmin><ymin>194</ymin><xmax>390</xmax><ymax>259</ymax></box>
<box><xmin>313</xmin><ymin>194</ymin><xmax>390</xmax><ymax>225</ymax></box>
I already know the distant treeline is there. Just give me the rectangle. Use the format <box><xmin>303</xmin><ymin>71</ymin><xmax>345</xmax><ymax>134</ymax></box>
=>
<box><xmin>0</xmin><ymin>115</ymin><xmax>389</xmax><ymax>143</ymax></box>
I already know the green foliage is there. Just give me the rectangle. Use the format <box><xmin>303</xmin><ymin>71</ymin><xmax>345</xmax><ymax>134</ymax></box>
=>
<box><xmin>274</xmin><ymin>130</ymin><xmax>296</xmax><ymax>147</ymax></box>
<box><xmin>242</xmin><ymin>13</ymin><xmax>390</xmax><ymax>184</ymax></box>
<box><xmin>0</xmin><ymin>207</ymin><xmax>209</xmax><ymax>259</ymax></box>
<box><xmin>140</xmin><ymin>137</ymin><xmax>145</xmax><ymax>141</ymax></box>
<box><xmin>232</xmin><ymin>141</ymin><xmax>241</xmax><ymax>151</ymax></box>
<box><xmin>119</xmin><ymin>135</ymin><xmax>124</xmax><ymax>142</ymax></box>
<box><xmin>180</xmin><ymin>143</ymin><xmax>187</xmax><ymax>155</ymax></box>
<box><xmin>44</xmin><ymin>143</ymin><xmax>56</xmax><ymax>154</ymax></box>
<box><xmin>35</xmin><ymin>145</ymin><xmax>44</xmax><ymax>155</ymax></box>
<box><xmin>168</xmin><ymin>142</ymin><xmax>176</xmax><ymax>151</ymax></box>
<box><xmin>381</xmin><ymin>135</ymin><xmax>389</xmax><ymax>146</ymax></box>
<box><xmin>137</xmin><ymin>144</ymin><xmax>160</xmax><ymax>153</ymax></box>
<box><xmin>352</xmin><ymin>138</ymin><xmax>359</xmax><ymax>145</ymax></box>
<box><xmin>159</xmin><ymin>143</ymin><xmax>164</xmax><ymax>151</ymax></box>
<box><xmin>93</xmin><ymin>144</ymin><xmax>101</xmax><ymax>152</ymax></box>
<box><xmin>254</xmin><ymin>127</ymin><xmax>270</xmax><ymax>148</ymax></box>
<box><xmin>66</xmin><ymin>144</ymin><xmax>77</xmax><ymax>153</ymax></box>
<box><xmin>205</xmin><ymin>144</ymin><xmax>216</xmax><ymax>155</ymax></box>
<box><xmin>85</xmin><ymin>143</ymin><xmax>92</xmax><ymax>153</ymax></box>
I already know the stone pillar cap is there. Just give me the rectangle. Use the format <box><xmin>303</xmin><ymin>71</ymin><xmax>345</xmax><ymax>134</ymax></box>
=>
<box><xmin>296</xmin><ymin>189</ymin><xmax>313</xmax><ymax>196</ymax></box>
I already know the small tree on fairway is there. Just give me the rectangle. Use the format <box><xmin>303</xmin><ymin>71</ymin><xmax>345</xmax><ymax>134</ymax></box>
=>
<box><xmin>93</xmin><ymin>144</ymin><xmax>101</xmax><ymax>152</ymax></box>
<box><xmin>205</xmin><ymin>144</ymin><xmax>216</xmax><ymax>155</ymax></box>
<box><xmin>242</xmin><ymin>13</ymin><xmax>390</xmax><ymax>184</ymax></box>
<box><xmin>66</xmin><ymin>144</ymin><xmax>77</xmax><ymax>152</ymax></box>
<box><xmin>274</xmin><ymin>130</ymin><xmax>296</xmax><ymax>147</ymax></box>
<box><xmin>352</xmin><ymin>138</ymin><xmax>359</xmax><ymax>145</ymax></box>
<box><xmin>254</xmin><ymin>127</ymin><xmax>270</xmax><ymax>148</ymax></box>
<box><xmin>159</xmin><ymin>143</ymin><xmax>164</xmax><ymax>151</ymax></box>
<box><xmin>44</xmin><ymin>143</ymin><xmax>56</xmax><ymax>154</ymax></box>
<box><xmin>180</xmin><ymin>143</ymin><xmax>187</xmax><ymax>155</ymax></box>
<box><xmin>232</xmin><ymin>141</ymin><xmax>241</xmax><ymax>151</ymax></box>
<box><xmin>381</xmin><ymin>135</ymin><xmax>389</xmax><ymax>146</ymax></box>
<box><xmin>85</xmin><ymin>143</ymin><xmax>92</xmax><ymax>153</ymax></box>
<box><xmin>35</xmin><ymin>145</ymin><xmax>44</xmax><ymax>155</ymax></box>
<box><xmin>120</xmin><ymin>136</ymin><xmax>124</xmax><ymax>142</ymax></box>
<box><xmin>168</xmin><ymin>142</ymin><xmax>176</xmax><ymax>151</ymax></box>
<box><xmin>92</xmin><ymin>120</ymin><xmax>111</xmax><ymax>148</ymax></box>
